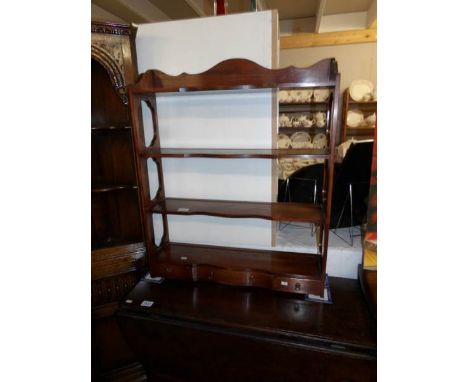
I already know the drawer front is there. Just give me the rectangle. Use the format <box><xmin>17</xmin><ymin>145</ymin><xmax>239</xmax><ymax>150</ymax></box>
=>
<box><xmin>272</xmin><ymin>276</ymin><xmax>324</xmax><ymax>296</ymax></box>
<box><xmin>151</xmin><ymin>262</ymin><xmax>193</xmax><ymax>280</ymax></box>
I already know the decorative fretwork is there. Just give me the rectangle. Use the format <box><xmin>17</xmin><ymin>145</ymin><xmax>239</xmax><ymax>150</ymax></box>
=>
<box><xmin>91</xmin><ymin>44</ymin><xmax>128</xmax><ymax>104</ymax></box>
<box><xmin>91</xmin><ymin>22</ymin><xmax>132</xmax><ymax>36</ymax></box>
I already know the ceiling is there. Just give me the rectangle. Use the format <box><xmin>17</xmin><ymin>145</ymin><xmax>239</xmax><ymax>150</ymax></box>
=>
<box><xmin>92</xmin><ymin>0</ymin><xmax>377</xmax><ymax>34</ymax></box>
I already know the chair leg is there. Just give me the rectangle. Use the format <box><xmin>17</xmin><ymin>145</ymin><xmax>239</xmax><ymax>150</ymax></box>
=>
<box><xmin>335</xmin><ymin>190</ymin><xmax>350</xmax><ymax>231</ymax></box>
<box><xmin>279</xmin><ymin>178</ymin><xmax>290</xmax><ymax>231</ymax></box>
<box><xmin>311</xmin><ymin>179</ymin><xmax>318</xmax><ymax>238</ymax></box>
<box><xmin>316</xmin><ymin>224</ymin><xmax>324</xmax><ymax>254</ymax></box>
<box><xmin>347</xmin><ymin>183</ymin><xmax>363</xmax><ymax>246</ymax></box>
<box><xmin>333</xmin><ymin>184</ymin><xmax>353</xmax><ymax>246</ymax></box>
<box><xmin>349</xmin><ymin>183</ymin><xmax>354</xmax><ymax>246</ymax></box>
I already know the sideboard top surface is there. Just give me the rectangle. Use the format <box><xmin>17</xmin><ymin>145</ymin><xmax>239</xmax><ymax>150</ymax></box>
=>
<box><xmin>118</xmin><ymin>277</ymin><xmax>376</xmax><ymax>354</ymax></box>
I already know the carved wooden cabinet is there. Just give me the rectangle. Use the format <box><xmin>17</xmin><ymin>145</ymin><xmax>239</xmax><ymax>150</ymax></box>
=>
<box><xmin>91</xmin><ymin>21</ymin><xmax>146</xmax><ymax>380</ymax></box>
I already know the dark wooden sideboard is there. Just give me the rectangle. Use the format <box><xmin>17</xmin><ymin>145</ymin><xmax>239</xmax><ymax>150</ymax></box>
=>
<box><xmin>91</xmin><ymin>21</ymin><xmax>147</xmax><ymax>380</ymax></box>
<box><xmin>117</xmin><ymin>277</ymin><xmax>376</xmax><ymax>381</ymax></box>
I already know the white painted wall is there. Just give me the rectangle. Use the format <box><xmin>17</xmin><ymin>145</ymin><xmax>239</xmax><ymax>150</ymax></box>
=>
<box><xmin>280</xmin><ymin>42</ymin><xmax>377</xmax><ymax>91</ymax></box>
<box><xmin>136</xmin><ymin>11</ymin><xmax>278</xmax><ymax>250</ymax></box>
<box><xmin>319</xmin><ymin>12</ymin><xmax>368</xmax><ymax>33</ymax></box>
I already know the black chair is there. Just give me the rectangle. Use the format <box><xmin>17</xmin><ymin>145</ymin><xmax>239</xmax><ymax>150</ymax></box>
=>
<box><xmin>282</xmin><ymin>163</ymin><xmax>324</xmax><ymax>204</ymax></box>
<box><xmin>277</xmin><ymin>163</ymin><xmax>324</xmax><ymax>235</ymax></box>
<box><xmin>331</xmin><ymin>140</ymin><xmax>374</xmax><ymax>245</ymax></box>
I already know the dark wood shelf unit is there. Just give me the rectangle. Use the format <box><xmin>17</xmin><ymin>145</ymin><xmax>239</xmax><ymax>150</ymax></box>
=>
<box><xmin>341</xmin><ymin>88</ymin><xmax>377</xmax><ymax>142</ymax></box>
<box><xmin>141</xmin><ymin>147</ymin><xmax>330</xmax><ymax>159</ymax></box>
<box><xmin>129</xmin><ymin>58</ymin><xmax>341</xmax><ymax>297</ymax></box>
<box><xmin>150</xmin><ymin>197</ymin><xmax>323</xmax><ymax>223</ymax></box>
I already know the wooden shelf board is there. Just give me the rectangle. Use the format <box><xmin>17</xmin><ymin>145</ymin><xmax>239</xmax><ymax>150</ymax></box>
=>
<box><xmin>151</xmin><ymin>197</ymin><xmax>323</xmax><ymax>223</ymax></box>
<box><xmin>348</xmin><ymin>100</ymin><xmax>377</xmax><ymax>105</ymax></box>
<box><xmin>92</xmin><ymin>184</ymin><xmax>137</xmax><ymax>193</ymax></box>
<box><xmin>91</xmin><ymin>125</ymin><xmax>131</xmax><ymax>131</ymax></box>
<box><xmin>279</xmin><ymin>127</ymin><xmax>327</xmax><ymax>133</ymax></box>
<box><xmin>345</xmin><ymin>127</ymin><xmax>375</xmax><ymax>136</ymax></box>
<box><xmin>279</xmin><ymin>101</ymin><xmax>329</xmax><ymax>106</ymax></box>
<box><xmin>154</xmin><ymin>242</ymin><xmax>322</xmax><ymax>279</ymax></box>
<box><xmin>141</xmin><ymin>148</ymin><xmax>330</xmax><ymax>159</ymax></box>
<box><xmin>346</xmin><ymin>104</ymin><xmax>377</xmax><ymax>112</ymax></box>
<box><xmin>92</xmin><ymin>237</ymin><xmax>143</xmax><ymax>251</ymax></box>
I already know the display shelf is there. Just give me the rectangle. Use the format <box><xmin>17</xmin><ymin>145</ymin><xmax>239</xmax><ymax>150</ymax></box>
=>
<box><xmin>141</xmin><ymin>147</ymin><xmax>330</xmax><ymax>159</ymax></box>
<box><xmin>151</xmin><ymin>242</ymin><xmax>323</xmax><ymax>295</ymax></box>
<box><xmin>129</xmin><ymin>58</ymin><xmax>340</xmax><ymax>297</ymax></box>
<box><xmin>150</xmin><ymin>198</ymin><xmax>323</xmax><ymax>223</ymax></box>
<box><xmin>341</xmin><ymin>88</ymin><xmax>377</xmax><ymax>142</ymax></box>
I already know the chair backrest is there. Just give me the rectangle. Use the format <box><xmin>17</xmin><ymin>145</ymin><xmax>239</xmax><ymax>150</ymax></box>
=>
<box><xmin>339</xmin><ymin>141</ymin><xmax>374</xmax><ymax>185</ymax></box>
<box><xmin>287</xmin><ymin>163</ymin><xmax>325</xmax><ymax>203</ymax></box>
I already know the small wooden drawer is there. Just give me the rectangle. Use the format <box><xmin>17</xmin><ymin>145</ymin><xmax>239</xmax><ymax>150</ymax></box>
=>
<box><xmin>272</xmin><ymin>276</ymin><xmax>323</xmax><ymax>296</ymax></box>
<box><xmin>151</xmin><ymin>262</ymin><xmax>192</xmax><ymax>280</ymax></box>
<box><xmin>198</xmin><ymin>267</ymin><xmax>273</xmax><ymax>288</ymax></box>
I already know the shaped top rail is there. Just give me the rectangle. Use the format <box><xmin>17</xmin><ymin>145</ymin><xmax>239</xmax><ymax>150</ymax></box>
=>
<box><xmin>130</xmin><ymin>58</ymin><xmax>338</xmax><ymax>94</ymax></box>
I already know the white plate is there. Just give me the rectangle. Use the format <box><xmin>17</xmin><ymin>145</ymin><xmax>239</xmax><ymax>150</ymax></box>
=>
<box><xmin>312</xmin><ymin>133</ymin><xmax>327</xmax><ymax>149</ymax></box>
<box><xmin>349</xmin><ymin>80</ymin><xmax>374</xmax><ymax>102</ymax></box>
<box><xmin>291</xmin><ymin>132</ymin><xmax>311</xmax><ymax>148</ymax></box>
<box><xmin>347</xmin><ymin>110</ymin><xmax>364</xmax><ymax>128</ymax></box>
<box><xmin>278</xmin><ymin>134</ymin><xmax>291</xmax><ymax>149</ymax></box>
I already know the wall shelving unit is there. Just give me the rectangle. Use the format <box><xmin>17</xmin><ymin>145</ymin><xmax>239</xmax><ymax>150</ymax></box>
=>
<box><xmin>129</xmin><ymin>58</ymin><xmax>340</xmax><ymax>297</ymax></box>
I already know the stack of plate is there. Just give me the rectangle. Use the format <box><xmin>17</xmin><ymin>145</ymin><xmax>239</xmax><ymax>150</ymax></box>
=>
<box><xmin>349</xmin><ymin>80</ymin><xmax>375</xmax><ymax>102</ymax></box>
<box><xmin>347</xmin><ymin>110</ymin><xmax>376</xmax><ymax>128</ymax></box>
